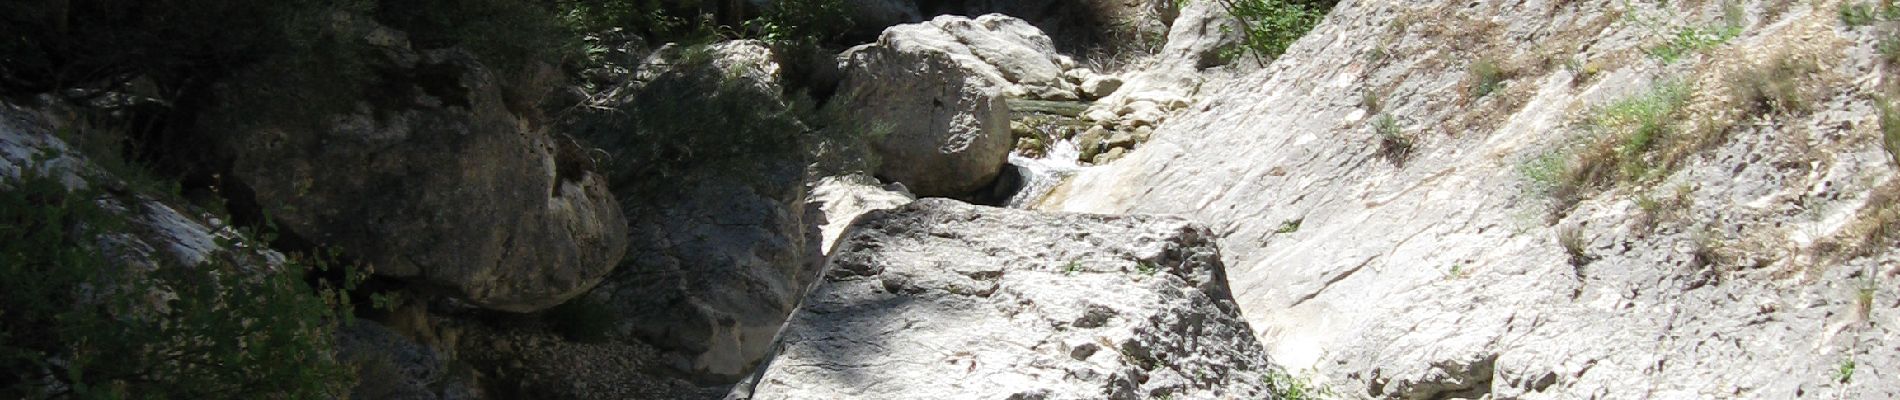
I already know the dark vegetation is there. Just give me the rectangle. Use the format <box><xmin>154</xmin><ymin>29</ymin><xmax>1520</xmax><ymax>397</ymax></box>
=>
<box><xmin>0</xmin><ymin>164</ymin><xmax>361</xmax><ymax>398</ymax></box>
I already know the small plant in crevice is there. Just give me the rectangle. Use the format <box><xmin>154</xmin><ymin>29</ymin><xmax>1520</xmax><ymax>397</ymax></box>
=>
<box><xmin>1878</xmin><ymin>96</ymin><xmax>1900</xmax><ymax>169</ymax></box>
<box><xmin>1837</xmin><ymin>356</ymin><xmax>1858</xmax><ymax>383</ymax></box>
<box><xmin>1276</xmin><ymin>218</ymin><xmax>1304</xmax><ymax>234</ymax></box>
<box><xmin>1261</xmin><ymin>368</ymin><xmax>1332</xmax><ymax>400</ymax></box>
<box><xmin>1853</xmin><ymin>276</ymin><xmax>1878</xmax><ymax>324</ymax></box>
<box><xmin>1445</xmin><ymin>264</ymin><xmax>1471</xmax><ymax>280</ymax></box>
<box><xmin>1135</xmin><ymin>261</ymin><xmax>1160</xmax><ymax>276</ymax></box>
<box><xmin>1064</xmin><ymin>259</ymin><xmax>1085</xmax><ymax>275</ymax></box>
<box><xmin>1687</xmin><ymin>228</ymin><xmax>1729</xmax><ymax>269</ymax></box>
<box><xmin>1557</xmin><ymin>224</ymin><xmax>1591</xmax><ymax>266</ymax></box>
<box><xmin>1647</xmin><ymin>3</ymin><xmax>1744</xmax><ymax>64</ymax></box>
<box><xmin>1361</xmin><ymin>90</ymin><xmax>1383</xmax><ymax>114</ymax></box>
<box><xmin>1468</xmin><ymin>57</ymin><xmax>1508</xmax><ymax>99</ymax></box>
<box><xmin>1373</xmin><ymin>114</ymin><xmax>1413</xmax><ymax>161</ymax></box>
<box><xmin>1728</xmin><ymin>54</ymin><xmax>1820</xmax><ymax>117</ymax></box>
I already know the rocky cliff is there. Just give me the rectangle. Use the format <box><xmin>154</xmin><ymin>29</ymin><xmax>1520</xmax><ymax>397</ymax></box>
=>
<box><xmin>1042</xmin><ymin>0</ymin><xmax>1900</xmax><ymax>398</ymax></box>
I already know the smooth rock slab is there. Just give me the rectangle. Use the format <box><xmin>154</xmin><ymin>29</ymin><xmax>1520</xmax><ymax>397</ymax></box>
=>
<box><xmin>731</xmin><ymin>199</ymin><xmax>1277</xmax><ymax>400</ymax></box>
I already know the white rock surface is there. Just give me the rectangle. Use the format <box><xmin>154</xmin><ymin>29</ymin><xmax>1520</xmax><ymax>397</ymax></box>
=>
<box><xmin>805</xmin><ymin>174</ymin><xmax>915</xmax><ymax>254</ymax></box>
<box><xmin>732</xmin><ymin>199</ymin><xmax>1278</xmax><ymax>400</ymax></box>
<box><xmin>1042</xmin><ymin>1</ymin><xmax>1900</xmax><ymax>398</ymax></box>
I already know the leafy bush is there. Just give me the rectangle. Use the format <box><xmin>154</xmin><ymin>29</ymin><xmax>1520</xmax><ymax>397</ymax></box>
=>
<box><xmin>1215</xmin><ymin>0</ymin><xmax>1337</xmax><ymax>62</ymax></box>
<box><xmin>0</xmin><ymin>166</ymin><xmax>358</xmax><ymax>398</ymax></box>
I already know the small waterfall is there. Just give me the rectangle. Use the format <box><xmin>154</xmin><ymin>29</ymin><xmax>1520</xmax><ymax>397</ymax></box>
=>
<box><xmin>1003</xmin><ymin>138</ymin><xmax>1084</xmax><ymax>209</ymax></box>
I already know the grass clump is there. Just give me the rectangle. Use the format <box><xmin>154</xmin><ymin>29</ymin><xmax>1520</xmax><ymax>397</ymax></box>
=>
<box><xmin>0</xmin><ymin>165</ymin><xmax>359</xmax><ymax>398</ymax></box>
<box><xmin>1878</xmin><ymin>97</ymin><xmax>1900</xmax><ymax>169</ymax></box>
<box><xmin>1373</xmin><ymin>114</ymin><xmax>1413</xmax><ymax>161</ymax></box>
<box><xmin>1215</xmin><ymin>0</ymin><xmax>1337</xmax><ymax>62</ymax></box>
<box><xmin>1468</xmin><ymin>58</ymin><xmax>1508</xmax><ymax>99</ymax></box>
<box><xmin>1276</xmin><ymin>218</ymin><xmax>1304</xmax><ymax>234</ymax></box>
<box><xmin>1840</xmin><ymin>1</ymin><xmax>1900</xmax><ymax>27</ymax></box>
<box><xmin>1557</xmin><ymin>224</ymin><xmax>1591</xmax><ymax>266</ymax></box>
<box><xmin>1728</xmin><ymin>54</ymin><xmax>1820</xmax><ymax>117</ymax></box>
<box><xmin>1647</xmin><ymin>4</ymin><xmax>1744</xmax><ymax>64</ymax></box>
<box><xmin>1586</xmin><ymin>80</ymin><xmax>1694</xmax><ymax>184</ymax></box>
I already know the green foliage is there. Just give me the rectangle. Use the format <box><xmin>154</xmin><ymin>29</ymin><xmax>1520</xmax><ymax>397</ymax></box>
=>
<box><xmin>750</xmin><ymin>0</ymin><xmax>853</xmax><ymax>50</ymax></box>
<box><xmin>1837</xmin><ymin>356</ymin><xmax>1858</xmax><ymax>383</ymax></box>
<box><xmin>1469</xmin><ymin>58</ymin><xmax>1507</xmax><ymax>99</ymax></box>
<box><xmin>1261</xmin><ymin>369</ymin><xmax>1331</xmax><ymax>400</ymax></box>
<box><xmin>1878</xmin><ymin>97</ymin><xmax>1900</xmax><ymax>169</ymax></box>
<box><xmin>1135</xmin><ymin>261</ymin><xmax>1160</xmax><ymax>276</ymax></box>
<box><xmin>1373</xmin><ymin>114</ymin><xmax>1412</xmax><ymax>160</ymax></box>
<box><xmin>1840</xmin><ymin>1</ymin><xmax>1900</xmax><ymax>27</ymax></box>
<box><xmin>1589</xmin><ymin>80</ymin><xmax>1692</xmax><ymax>182</ymax></box>
<box><xmin>0</xmin><ymin>165</ymin><xmax>357</xmax><ymax>398</ymax></box>
<box><xmin>544</xmin><ymin>296</ymin><xmax>620</xmax><ymax>343</ymax></box>
<box><xmin>1215</xmin><ymin>0</ymin><xmax>1336</xmax><ymax>62</ymax></box>
<box><xmin>1646</xmin><ymin>7</ymin><xmax>1743</xmax><ymax>64</ymax></box>
<box><xmin>1275</xmin><ymin>218</ymin><xmax>1303</xmax><ymax>234</ymax></box>
<box><xmin>1064</xmin><ymin>260</ymin><xmax>1084</xmax><ymax>275</ymax></box>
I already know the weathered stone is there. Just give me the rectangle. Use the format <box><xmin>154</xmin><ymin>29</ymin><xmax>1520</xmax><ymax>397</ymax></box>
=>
<box><xmin>731</xmin><ymin>199</ymin><xmax>1276</xmax><ymax>400</ymax></box>
<box><xmin>1081</xmin><ymin>74</ymin><xmax>1125</xmax><ymax>99</ymax></box>
<box><xmin>831</xmin><ymin>17</ymin><xmax>1024</xmax><ymax>196</ymax></box>
<box><xmin>579</xmin><ymin>40</ymin><xmax>818</xmax><ymax>382</ymax></box>
<box><xmin>1041</xmin><ymin>1</ymin><xmax>1900</xmax><ymax>398</ymax></box>
<box><xmin>203</xmin><ymin>22</ymin><xmax>627</xmax><ymax>313</ymax></box>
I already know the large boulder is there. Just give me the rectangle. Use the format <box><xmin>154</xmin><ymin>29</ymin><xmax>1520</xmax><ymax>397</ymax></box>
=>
<box><xmin>833</xmin><ymin>15</ymin><xmax>1061</xmax><ymax>197</ymax></box>
<box><xmin>571</xmin><ymin>40</ymin><xmax>818</xmax><ymax>381</ymax></box>
<box><xmin>202</xmin><ymin>20</ymin><xmax>628</xmax><ymax>313</ymax></box>
<box><xmin>731</xmin><ymin>199</ymin><xmax>1277</xmax><ymax>399</ymax></box>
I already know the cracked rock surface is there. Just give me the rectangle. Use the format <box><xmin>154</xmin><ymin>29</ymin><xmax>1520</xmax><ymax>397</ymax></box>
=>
<box><xmin>731</xmin><ymin>199</ymin><xmax>1276</xmax><ymax>400</ymax></box>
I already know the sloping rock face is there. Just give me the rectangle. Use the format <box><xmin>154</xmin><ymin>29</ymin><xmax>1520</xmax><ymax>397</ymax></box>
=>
<box><xmin>575</xmin><ymin>40</ymin><xmax>818</xmax><ymax>381</ymax></box>
<box><xmin>202</xmin><ymin>21</ymin><xmax>627</xmax><ymax>313</ymax></box>
<box><xmin>732</xmin><ymin>199</ymin><xmax>1276</xmax><ymax>400</ymax></box>
<box><xmin>1044</xmin><ymin>0</ymin><xmax>1900</xmax><ymax>398</ymax></box>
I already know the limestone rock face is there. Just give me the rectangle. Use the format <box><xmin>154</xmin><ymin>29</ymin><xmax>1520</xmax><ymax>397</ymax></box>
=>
<box><xmin>832</xmin><ymin>14</ymin><xmax>1074</xmax><ymax>196</ymax></box>
<box><xmin>576</xmin><ymin>40</ymin><xmax>818</xmax><ymax>382</ymax></box>
<box><xmin>204</xmin><ymin>23</ymin><xmax>627</xmax><ymax>313</ymax></box>
<box><xmin>1042</xmin><ymin>1</ymin><xmax>1900</xmax><ymax>398</ymax></box>
<box><xmin>732</xmin><ymin>199</ymin><xmax>1276</xmax><ymax>400</ymax></box>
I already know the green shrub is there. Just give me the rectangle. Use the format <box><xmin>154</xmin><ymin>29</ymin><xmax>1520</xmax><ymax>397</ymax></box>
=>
<box><xmin>0</xmin><ymin>165</ymin><xmax>358</xmax><ymax>398</ymax></box>
<box><xmin>1216</xmin><ymin>0</ymin><xmax>1337</xmax><ymax>62</ymax></box>
<box><xmin>1373</xmin><ymin>114</ymin><xmax>1412</xmax><ymax>160</ymax></box>
<box><xmin>1469</xmin><ymin>58</ymin><xmax>1508</xmax><ymax>99</ymax></box>
<box><xmin>1590</xmin><ymin>80</ymin><xmax>1691</xmax><ymax>182</ymax></box>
